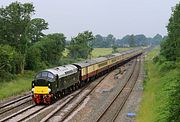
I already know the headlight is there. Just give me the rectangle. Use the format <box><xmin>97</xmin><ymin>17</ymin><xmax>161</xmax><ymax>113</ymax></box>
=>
<box><xmin>32</xmin><ymin>83</ymin><xmax>34</xmax><ymax>86</ymax></box>
<box><xmin>32</xmin><ymin>88</ymin><xmax>34</xmax><ymax>92</ymax></box>
<box><xmin>48</xmin><ymin>83</ymin><xmax>51</xmax><ymax>87</ymax></box>
<box><xmin>48</xmin><ymin>88</ymin><xmax>51</xmax><ymax>93</ymax></box>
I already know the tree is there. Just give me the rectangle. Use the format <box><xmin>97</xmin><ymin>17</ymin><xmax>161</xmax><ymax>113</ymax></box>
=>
<box><xmin>161</xmin><ymin>3</ymin><xmax>180</xmax><ymax>61</ymax></box>
<box><xmin>28</xmin><ymin>18</ymin><xmax>48</xmax><ymax>44</ymax></box>
<box><xmin>0</xmin><ymin>45</ymin><xmax>19</xmax><ymax>81</ymax></box>
<box><xmin>92</xmin><ymin>34</ymin><xmax>117</xmax><ymax>48</ymax></box>
<box><xmin>0</xmin><ymin>2</ymin><xmax>48</xmax><ymax>73</ymax></box>
<box><xmin>112</xmin><ymin>45</ymin><xmax>118</xmax><ymax>53</ymax></box>
<box><xmin>26</xmin><ymin>33</ymin><xmax>66</xmax><ymax>70</ymax></box>
<box><xmin>44</xmin><ymin>33</ymin><xmax>66</xmax><ymax>64</ymax></box>
<box><xmin>106</xmin><ymin>34</ymin><xmax>116</xmax><ymax>47</ymax></box>
<box><xmin>128</xmin><ymin>35</ymin><xmax>136</xmax><ymax>47</ymax></box>
<box><xmin>92</xmin><ymin>34</ymin><xmax>104</xmax><ymax>48</ymax></box>
<box><xmin>68</xmin><ymin>31</ymin><xmax>94</xmax><ymax>59</ymax></box>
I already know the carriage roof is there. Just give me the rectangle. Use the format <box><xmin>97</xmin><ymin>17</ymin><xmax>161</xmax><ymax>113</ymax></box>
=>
<box><xmin>73</xmin><ymin>60</ymin><xmax>97</xmax><ymax>68</ymax></box>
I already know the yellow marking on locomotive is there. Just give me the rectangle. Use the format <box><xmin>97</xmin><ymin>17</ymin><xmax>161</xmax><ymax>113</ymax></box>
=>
<box><xmin>34</xmin><ymin>86</ymin><xmax>49</xmax><ymax>94</ymax></box>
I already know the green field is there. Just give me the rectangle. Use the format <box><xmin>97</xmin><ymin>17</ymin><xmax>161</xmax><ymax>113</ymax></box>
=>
<box><xmin>91</xmin><ymin>48</ymin><xmax>132</xmax><ymax>58</ymax></box>
<box><xmin>0</xmin><ymin>48</ymin><xmax>131</xmax><ymax>100</ymax></box>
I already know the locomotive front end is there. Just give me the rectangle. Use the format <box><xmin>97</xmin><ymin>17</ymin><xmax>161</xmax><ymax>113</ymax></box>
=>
<box><xmin>32</xmin><ymin>71</ymin><xmax>55</xmax><ymax>104</ymax></box>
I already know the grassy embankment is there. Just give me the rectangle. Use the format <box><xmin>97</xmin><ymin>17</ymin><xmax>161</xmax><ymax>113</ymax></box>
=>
<box><xmin>137</xmin><ymin>47</ymin><xmax>179</xmax><ymax>122</ymax></box>
<box><xmin>0</xmin><ymin>48</ymin><xmax>131</xmax><ymax>100</ymax></box>
<box><xmin>0</xmin><ymin>71</ymin><xmax>34</xmax><ymax>100</ymax></box>
<box><xmin>136</xmin><ymin>48</ymin><xmax>160</xmax><ymax>122</ymax></box>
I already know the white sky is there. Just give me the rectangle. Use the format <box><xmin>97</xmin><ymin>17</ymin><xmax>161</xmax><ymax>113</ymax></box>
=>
<box><xmin>1</xmin><ymin>0</ymin><xmax>180</xmax><ymax>39</ymax></box>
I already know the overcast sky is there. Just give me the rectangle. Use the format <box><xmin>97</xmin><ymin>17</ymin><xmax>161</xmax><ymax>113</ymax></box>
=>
<box><xmin>1</xmin><ymin>0</ymin><xmax>180</xmax><ymax>39</ymax></box>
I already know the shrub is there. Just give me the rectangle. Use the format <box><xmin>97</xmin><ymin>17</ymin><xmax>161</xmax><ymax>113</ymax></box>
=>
<box><xmin>0</xmin><ymin>45</ymin><xmax>19</xmax><ymax>81</ymax></box>
<box><xmin>158</xmin><ymin>61</ymin><xmax>176</xmax><ymax>72</ymax></box>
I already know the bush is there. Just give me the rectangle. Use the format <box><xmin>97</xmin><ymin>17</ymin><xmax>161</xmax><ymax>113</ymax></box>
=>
<box><xmin>158</xmin><ymin>61</ymin><xmax>176</xmax><ymax>72</ymax></box>
<box><xmin>0</xmin><ymin>45</ymin><xmax>19</xmax><ymax>81</ymax></box>
<box><xmin>0</xmin><ymin>70</ymin><xmax>14</xmax><ymax>82</ymax></box>
<box><xmin>153</xmin><ymin>55</ymin><xmax>166</xmax><ymax>64</ymax></box>
<box><xmin>157</xmin><ymin>69</ymin><xmax>180</xmax><ymax>122</ymax></box>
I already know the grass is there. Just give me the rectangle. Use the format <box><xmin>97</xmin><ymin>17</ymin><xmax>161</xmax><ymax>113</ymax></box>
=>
<box><xmin>0</xmin><ymin>47</ymin><xmax>132</xmax><ymax>100</ymax></box>
<box><xmin>136</xmin><ymin>47</ymin><xmax>162</xmax><ymax>122</ymax></box>
<box><xmin>145</xmin><ymin>47</ymin><xmax>160</xmax><ymax>61</ymax></box>
<box><xmin>0</xmin><ymin>71</ymin><xmax>34</xmax><ymax>100</ymax></box>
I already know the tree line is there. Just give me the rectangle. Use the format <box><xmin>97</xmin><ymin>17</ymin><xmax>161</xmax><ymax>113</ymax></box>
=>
<box><xmin>0</xmin><ymin>2</ymin><xmax>94</xmax><ymax>81</ymax></box>
<box><xmin>92</xmin><ymin>34</ymin><xmax>164</xmax><ymax>48</ymax></box>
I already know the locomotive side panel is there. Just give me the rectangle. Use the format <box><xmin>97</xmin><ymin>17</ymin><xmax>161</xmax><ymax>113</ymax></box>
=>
<box><xmin>58</xmin><ymin>72</ymin><xmax>79</xmax><ymax>90</ymax></box>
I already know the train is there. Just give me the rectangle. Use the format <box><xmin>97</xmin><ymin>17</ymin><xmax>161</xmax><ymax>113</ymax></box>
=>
<box><xmin>31</xmin><ymin>48</ymin><xmax>143</xmax><ymax>104</ymax></box>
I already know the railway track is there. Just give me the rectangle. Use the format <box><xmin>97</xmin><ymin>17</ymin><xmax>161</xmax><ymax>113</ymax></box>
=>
<box><xmin>0</xmin><ymin>94</ymin><xmax>33</xmax><ymax>120</ymax></box>
<box><xmin>40</xmin><ymin>73</ymin><xmax>109</xmax><ymax>122</ymax></box>
<box><xmin>0</xmin><ymin>104</ymin><xmax>51</xmax><ymax>122</ymax></box>
<box><xmin>0</xmin><ymin>93</ymin><xmax>31</xmax><ymax>109</ymax></box>
<box><xmin>23</xmin><ymin>90</ymin><xmax>84</xmax><ymax>122</ymax></box>
<box><xmin>96</xmin><ymin>56</ymin><xmax>141</xmax><ymax>122</ymax></box>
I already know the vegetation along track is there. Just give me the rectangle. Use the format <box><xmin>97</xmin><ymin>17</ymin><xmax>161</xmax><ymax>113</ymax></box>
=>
<box><xmin>96</xmin><ymin>56</ymin><xmax>141</xmax><ymax>122</ymax></box>
<box><xmin>40</xmin><ymin>59</ymin><xmax>135</xmax><ymax>122</ymax></box>
<box><xmin>0</xmin><ymin>93</ymin><xmax>33</xmax><ymax>120</ymax></box>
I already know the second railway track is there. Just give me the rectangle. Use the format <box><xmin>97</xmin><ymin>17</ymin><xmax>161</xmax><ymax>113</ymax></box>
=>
<box><xmin>96</xmin><ymin>56</ymin><xmax>141</xmax><ymax>122</ymax></box>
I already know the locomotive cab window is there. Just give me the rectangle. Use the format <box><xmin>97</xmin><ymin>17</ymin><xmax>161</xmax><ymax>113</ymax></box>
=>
<box><xmin>42</xmin><ymin>72</ymin><xmax>48</xmax><ymax>77</ymax></box>
<box><xmin>35</xmin><ymin>71</ymin><xmax>55</xmax><ymax>79</ymax></box>
<box><xmin>48</xmin><ymin>73</ymin><xmax>54</xmax><ymax>79</ymax></box>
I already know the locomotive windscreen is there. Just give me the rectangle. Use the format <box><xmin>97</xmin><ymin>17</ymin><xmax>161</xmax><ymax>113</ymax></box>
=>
<box><xmin>35</xmin><ymin>71</ymin><xmax>55</xmax><ymax>79</ymax></box>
